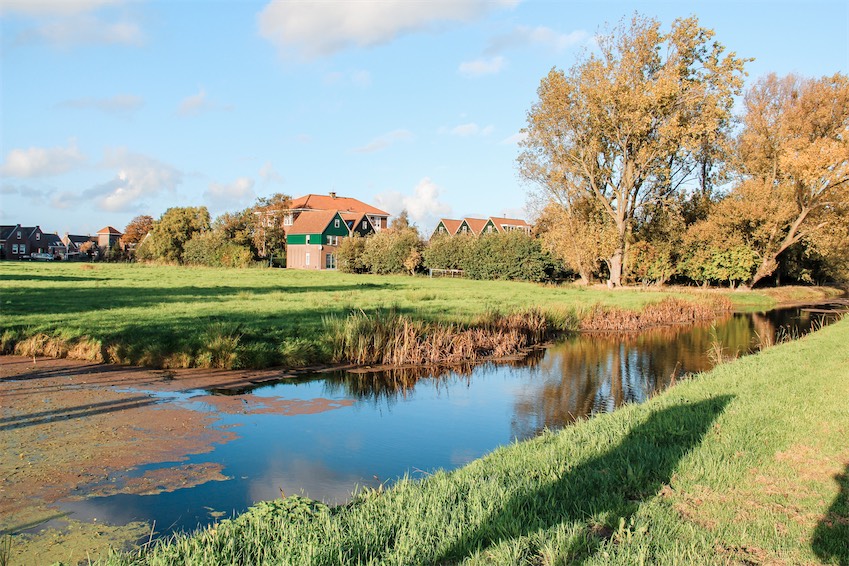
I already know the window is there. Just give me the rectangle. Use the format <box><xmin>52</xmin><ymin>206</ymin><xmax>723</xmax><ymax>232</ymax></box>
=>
<box><xmin>362</xmin><ymin>220</ymin><xmax>367</xmax><ymax>229</ymax></box>
<box><xmin>327</xmin><ymin>235</ymin><xmax>339</xmax><ymax>246</ymax></box>
<box><xmin>305</xmin><ymin>252</ymin><xmax>310</xmax><ymax>266</ymax></box>
<box><xmin>306</xmin><ymin>235</ymin><xmax>310</xmax><ymax>244</ymax></box>
<box><xmin>16</xmin><ymin>231</ymin><xmax>21</xmax><ymax>239</ymax></box>
<box><xmin>36</xmin><ymin>233</ymin><xmax>41</xmax><ymax>240</ymax></box>
<box><xmin>11</xmin><ymin>244</ymin><xmax>18</xmax><ymax>254</ymax></box>
<box><xmin>334</xmin><ymin>219</ymin><xmax>340</xmax><ymax>228</ymax></box>
<box><xmin>19</xmin><ymin>244</ymin><xmax>26</xmax><ymax>255</ymax></box>
<box><xmin>325</xmin><ymin>253</ymin><xmax>336</xmax><ymax>270</ymax></box>
<box><xmin>283</xmin><ymin>214</ymin><xmax>294</xmax><ymax>226</ymax></box>
<box><xmin>461</xmin><ymin>226</ymin><xmax>468</xmax><ymax>234</ymax></box>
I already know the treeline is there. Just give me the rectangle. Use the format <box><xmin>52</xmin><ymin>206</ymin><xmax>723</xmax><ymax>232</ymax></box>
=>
<box><xmin>125</xmin><ymin>194</ymin><xmax>290</xmax><ymax>267</ymax></box>
<box><xmin>521</xmin><ymin>15</ymin><xmax>848</xmax><ymax>288</ymax></box>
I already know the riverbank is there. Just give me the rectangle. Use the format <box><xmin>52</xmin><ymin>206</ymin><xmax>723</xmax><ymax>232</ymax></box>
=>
<box><xmin>103</xmin><ymin>316</ymin><xmax>848</xmax><ymax>565</ymax></box>
<box><xmin>0</xmin><ymin>262</ymin><xmax>839</xmax><ymax>370</ymax></box>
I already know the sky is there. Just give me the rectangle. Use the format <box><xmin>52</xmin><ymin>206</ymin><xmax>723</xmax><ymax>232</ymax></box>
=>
<box><xmin>1</xmin><ymin>0</ymin><xmax>848</xmax><ymax>237</ymax></box>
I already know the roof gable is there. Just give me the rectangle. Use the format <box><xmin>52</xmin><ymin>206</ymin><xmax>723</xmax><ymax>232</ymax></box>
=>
<box><xmin>290</xmin><ymin>194</ymin><xmax>389</xmax><ymax>217</ymax></box>
<box><xmin>433</xmin><ymin>218</ymin><xmax>462</xmax><ymax>236</ymax></box>
<box><xmin>460</xmin><ymin>218</ymin><xmax>488</xmax><ymax>235</ymax></box>
<box><xmin>288</xmin><ymin>210</ymin><xmax>344</xmax><ymax>235</ymax></box>
<box><xmin>97</xmin><ymin>226</ymin><xmax>123</xmax><ymax>235</ymax></box>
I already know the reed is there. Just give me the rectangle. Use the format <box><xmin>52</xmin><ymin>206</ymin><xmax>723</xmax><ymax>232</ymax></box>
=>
<box><xmin>579</xmin><ymin>297</ymin><xmax>731</xmax><ymax>332</ymax></box>
<box><xmin>323</xmin><ymin>307</ymin><xmax>563</xmax><ymax>367</ymax></box>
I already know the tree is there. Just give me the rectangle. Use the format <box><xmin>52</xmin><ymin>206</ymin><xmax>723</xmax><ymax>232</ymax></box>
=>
<box><xmin>252</xmin><ymin>193</ymin><xmax>291</xmax><ymax>259</ymax></box>
<box><xmin>734</xmin><ymin>73</ymin><xmax>849</xmax><ymax>287</ymax></box>
<box><xmin>147</xmin><ymin>206</ymin><xmax>211</xmax><ymax>264</ymax></box>
<box><xmin>534</xmin><ymin>199</ymin><xmax>616</xmax><ymax>285</ymax></box>
<box><xmin>122</xmin><ymin>215</ymin><xmax>154</xmax><ymax>247</ymax></box>
<box><xmin>519</xmin><ymin>14</ymin><xmax>746</xmax><ymax>286</ymax></box>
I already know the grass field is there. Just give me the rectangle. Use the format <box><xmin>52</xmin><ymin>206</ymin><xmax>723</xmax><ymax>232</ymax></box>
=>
<box><xmin>101</xmin><ymin>315</ymin><xmax>849</xmax><ymax>565</ymax></box>
<box><xmin>0</xmin><ymin>262</ymin><xmax>838</xmax><ymax>369</ymax></box>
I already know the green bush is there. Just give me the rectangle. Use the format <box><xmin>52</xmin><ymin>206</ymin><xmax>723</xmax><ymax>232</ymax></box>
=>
<box><xmin>462</xmin><ymin>231</ymin><xmax>559</xmax><ymax>282</ymax></box>
<box><xmin>423</xmin><ymin>233</ymin><xmax>475</xmax><ymax>270</ymax></box>
<box><xmin>337</xmin><ymin>234</ymin><xmax>368</xmax><ymax>273</ymax></box>
<box><xmin>361</xmin><ymin>229</ymin><xmax>424</xmax><ymax>275</ymax></box>
<box><xmin>183</xmin><ymin>231</ymin><xmax>254</xmax><ymax>268</ymax></box>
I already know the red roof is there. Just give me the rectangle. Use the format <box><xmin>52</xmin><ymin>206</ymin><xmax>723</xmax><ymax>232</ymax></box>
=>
<box><xmin>463</xmin><ymin>218</ymin><xmax>488</xmax><ymax>235</ymax></box>
<box><xmin>488</xmin><ymin>217</ymin><xmax>531</xmax><ymax>231</ymax></box>
<box><xmin>97</xmin><ymin>226</ymin><xmax>123</xmax><ymax>235</ymax></box>
<box><xmin>290</xmin><ymin>194</ymin><xmax>389</xmax><ymax>217</ymax></box>
<box><xmin>288</xmin><ymin>210</ymin><xmax>340</xmax><ymax>235</ymax></box>
<box><xmin>435</xmin><ymin>219</ymin><xmax>463</xmax><ymax>235</ymax></box>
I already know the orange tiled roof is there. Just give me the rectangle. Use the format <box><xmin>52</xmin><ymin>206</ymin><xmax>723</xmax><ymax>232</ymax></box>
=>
<box><xmin>288</xmin><ymin>210</ymin><xmax>340</xmax><ymax>235</ymax></box>
<box><xmin>436</xmin><ymin>219</ymin><xmax>463</xmax><ymax>235</ymax></box>
<box><xmin>488</xmin><ymin>217</ymin><xmax>531</xmax><ymax>231</ymax></box>
<box><xmin>463</xmin><ymin>218</ymin><xmax>488</xmax><ymax>235</ymax></box>
<box><xmin>290</xmin><ymin>194</ymin><xmax>389</xmax><ymax>216</ymax></box>
<box><xmin>97</xmin><ymin>226</ymin><xmax>123</xmax><ymax>235</ymax></box>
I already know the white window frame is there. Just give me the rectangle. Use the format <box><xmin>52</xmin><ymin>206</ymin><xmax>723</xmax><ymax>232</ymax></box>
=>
<box><xmin>19</xmin><ymin>244</ymin><xmax>26</xmax><ymax>254</ymax></box>
<box><xmin>283</xmin><ymin>213</ymin><xmax>294</xmax><ymax>226</ymax></box>
<box><xmin>12</xmin><ymin>244</ymin><xmax>18</xmax><ymax>254</ymax></box>
<box><xmin>305</xmin><ymin>252</ymin><xmax>311</xmax><ymax>266</ymax></box>
<box><xmin>36</xmin><ymin>233</ymin><xmax>41</xmax><ymax>240</ymax></box>
<box><xmin>306</xmin><ymin>235</ymin><xmax>310</xmax><ymax>244</ymax></box>
<box><xmin>334</xmin><ymin>218</ymin><xmax>340</xmax><ymax>228</ymax></box>
<box><xmin>16</xmin><ymin>231</ymin><xmax>21</xmax><ymax>239</ymax></box>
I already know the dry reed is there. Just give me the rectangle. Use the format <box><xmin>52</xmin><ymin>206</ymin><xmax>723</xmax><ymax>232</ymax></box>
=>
<box><xmin>579</xmin><ymin>297</ymin><xmax>732</xmax><ymax>332</ymax></box>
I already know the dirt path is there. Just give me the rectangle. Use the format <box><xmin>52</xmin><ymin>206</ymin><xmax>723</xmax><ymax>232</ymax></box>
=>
<box><xmin>0</xmin><ymin>355</ymin><xmax>351</xmax><ymax>564</ymax></box>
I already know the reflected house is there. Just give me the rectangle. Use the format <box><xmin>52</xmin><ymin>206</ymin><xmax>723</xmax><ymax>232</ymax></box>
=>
<box><xmin>430</xmin><ymin>216</ymin><xmax>532</xmax><ymax>239</ymax></box>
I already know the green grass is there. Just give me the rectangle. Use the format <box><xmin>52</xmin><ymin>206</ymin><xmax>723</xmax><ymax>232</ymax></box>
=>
<box><xmin>101</xmin><ymin>316</ymin><xmax>849</xmax><ymax>565</ymax></box>
<box><xmin>0</xmin><ymin>262</ymin><xmax>836</xmax><ymax>369</ymax></box>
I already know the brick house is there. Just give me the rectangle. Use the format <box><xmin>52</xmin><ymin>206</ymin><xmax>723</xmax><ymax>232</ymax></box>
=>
<box><xmin>63</xmin><ymin>233</ymin><xmax>98</xmax><ymax>259</ymax></box>
<box><xmin>96</xmin><ymin>226</ymin><xmax>123</xmax><ymax>249</ymax></box>
<box><xmin>285</xmin><ymin>210</ymin><xmax>351</xmax><ymax>270</ymax></box>
<box><xmin>0</xmin><ymin>225</ymin><xmax>46</xmax><ymax>259</ymax></box>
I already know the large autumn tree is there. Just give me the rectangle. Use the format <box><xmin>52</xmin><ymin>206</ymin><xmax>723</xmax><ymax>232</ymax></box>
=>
<box><xmin>519</xmin><ymin>14</ymin><xmax>746</xmax><ymax>286</ymax></box>
<box><xmin>734</xmin><ymin>73</ymin><xmax>849</xmax><ymax>287</ymax></box>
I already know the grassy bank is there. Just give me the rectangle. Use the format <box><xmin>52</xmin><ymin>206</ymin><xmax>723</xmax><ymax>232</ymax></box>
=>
<box><xmin>0</xmin><ymin>262</ymin><xmax>837</xmax><ymax>369</ymax></box>
<box><xmin>103</xmin><ymin>317</ymin><xmax>848</xmax><ymax>565</ymax></box>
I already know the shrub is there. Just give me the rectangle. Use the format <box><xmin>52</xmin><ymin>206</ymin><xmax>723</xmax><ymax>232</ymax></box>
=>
<box><xmin>423</xmin><ymin>233</ymin><xmax>474</xmax><ymax>271</ymax></box>
<box><xmin>337</xmin><ymin>234</ymin><xmax>368</xmax><ymax>273</ymax></box>
<box><xmin>462</xmin><ymin>231</ymin><xmax>560</xmax><ymax>282</ymax></box>
<box><xmin>361</xmin><ymin>229</ymin><xmax>424</xmax><ymax>275</ymax></box>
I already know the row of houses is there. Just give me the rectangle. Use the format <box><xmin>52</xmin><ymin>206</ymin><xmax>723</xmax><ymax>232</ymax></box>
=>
<box><xmin>0</xmin><ymin>225</ymin><xmax>123</xmax><ymax>261</ymax></box>
<box><xmin>3</xmin><ymin>192</ymin><xmax>532</xmax><ymax>270</ymax></box>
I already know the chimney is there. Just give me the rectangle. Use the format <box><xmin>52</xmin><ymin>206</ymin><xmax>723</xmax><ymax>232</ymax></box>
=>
<box><xmin>329</xmin><ymin>191</ymin><xmax>337</xmax><ymax>199</ymax></box>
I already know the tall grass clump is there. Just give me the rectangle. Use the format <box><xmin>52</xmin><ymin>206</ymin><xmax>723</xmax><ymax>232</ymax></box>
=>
<box><xmin>196</xmin><ymin>322</ymin><xmax>243</xmax><ymax>369</ymax></box>
<box><xmin>324</xmin><ymin>307</ymin><xmax>569</xmax><ymax>367</ymax></box>
<box><xmin>580</xmin><ymin>297</ymin><xmax>731</xmax><ymax>332</ymax></box>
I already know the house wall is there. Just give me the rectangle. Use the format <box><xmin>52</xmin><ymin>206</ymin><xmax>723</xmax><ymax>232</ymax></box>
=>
<box><xmin>1</xmin><ymin>226</ymin><xmax>44</xmax><ymax>259</ymax></box>
<box><xmin>285</xmin><ymin>244</ymin><xmax>340</xmax><ymax>270</ymax></box>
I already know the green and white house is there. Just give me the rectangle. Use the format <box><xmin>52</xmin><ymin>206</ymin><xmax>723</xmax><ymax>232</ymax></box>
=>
<box><xmin>285</xmin><ymin>210</ymin><xmax>350</xmax><ymax>270</ymax></box>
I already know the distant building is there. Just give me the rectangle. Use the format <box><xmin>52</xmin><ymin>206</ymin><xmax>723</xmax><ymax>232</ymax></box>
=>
<box><xmin>431</xmin><ymin>216</ymin><xmax>532</xmax><ymax>239</ymax></box>
<box><xmin>96</xmin><ymin>226</ymin><xmax>123</xmax><ymax>249</ymax></box>
<box><xmin>286</xmin><ymin>192</ymin><xmax>390</xmax><ymax>232</ymax></box>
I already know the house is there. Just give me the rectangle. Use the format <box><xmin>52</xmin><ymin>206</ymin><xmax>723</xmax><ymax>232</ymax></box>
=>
<box><xmin>0</xmin><ymin>225</ymin><xmax>46</xmax><ymax>259</ymax></box>
<box><xmin>286</xmin><ymin>192</ymin><xmax>390</xmax><ymax>232</ymax></box>
<box><xmin>285</xmin><ymin>210</ymin><xmax>351</xmax><ymax>270</ymax></box>
<box><xmin>430</xmin><ymin>216</ymin><xmax>533</xmax><ymax>239</ymax></box>
<box><xmin>96</xmin><ymin>226</ymin><xmax>123</xmax><ymax>249</ymax></box>
<box><xmin>43</xmin><ymin>233</ymin><xmax>67</xmax><ymax>259</ymax></box>
<box><xmin>63</xmin><ymin>233</ymin><xmax>98</xmax><ymax>259</ymax></box>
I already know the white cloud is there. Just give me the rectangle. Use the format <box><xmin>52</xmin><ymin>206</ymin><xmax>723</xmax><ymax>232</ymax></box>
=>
<box><xmin>373</xmin><ymin>177</ymin><xmax>452</xmax><ymax>230</ymax></box>
<box><xmin>351</xmin><ymin>129</ymin><xmax>413</xmax><ymax>154</ymax></box>
<box><xmin>177</xmin><ymin>88</ymin><xmax>233</xmax><ymax>117</ymax></box>
<box><xmin>59</xmin><ymin>94</ymin><xmax>144</xmax><ymax>114</ymax></box>
<box><xmin>82</xmin><ymin>148</ymin><xmax>182</xmax><ymax>212</ymax></box>
<box><xmin>0</xmin><ymin>183</ymin><xmax>49</xmax><ymax>205</ymax></box>
<box><xmin>0</xmin><ymin>140</ymin><xmax>86</xmax><ymax>178</ymax></box>
<box><xmin>485</xmin><ymin>25</ymin><xmax>590</xmax><ymax>54</ymax></box>
<box><xmin>258</xmin><ymin>0</ymin><xmax>520</xmax><ymax>58</ymax></box>
<box><xmin>204</xmin><ymin>177</ymin><xmax>256</xmax><ymax>211</ymax></box>
<box><xmin>458</xmin><ymin>55</ymin><xmax>506</xmax><ymax>77</ymax></box>
<box><xmin>500</xmin><ymin>131</ymin><xmax>528</xmax><ymax>145</ymax></box>
<box><xmin>259</xmin><ymin>162</ymin><xmax>284</xmax><ymax>184</ymax></box>
<box><xmin>1</xmin><ymin>0</ymin><xmax>122</xmax><ymax>16</ymax></box>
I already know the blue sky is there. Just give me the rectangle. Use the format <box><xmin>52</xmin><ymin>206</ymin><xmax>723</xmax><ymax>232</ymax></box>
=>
<box><xmin>2</xmin><ymin>0</ymin><xmax>847</xmax><ymax>236</ymax></box>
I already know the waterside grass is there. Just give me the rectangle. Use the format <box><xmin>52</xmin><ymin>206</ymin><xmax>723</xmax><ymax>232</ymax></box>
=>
<box><xmin>0</xmin><ymin>262</ymin><xmax>838</xmax><ymax>370</ymax></box>
<box><xmin>103</xmin><ymin>316</ymin><xmax>849</xmax><ymax>565</ymax></box>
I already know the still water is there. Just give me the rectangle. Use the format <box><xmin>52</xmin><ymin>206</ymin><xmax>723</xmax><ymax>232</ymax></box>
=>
<box><xmin>60</xmin><ymin>305</ymin><xmax>837</xmax><ymax>536</ymax></box>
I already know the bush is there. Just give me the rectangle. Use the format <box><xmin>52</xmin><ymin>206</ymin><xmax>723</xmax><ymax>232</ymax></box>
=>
<box><xmin>361</xmin><ymin>229</ymin><xmax>424</xmax><ymax>275</ymax></box>
<box><xmin>423</xmin><ymin>233</ymin><xmax>475</xmax><ymax>270</ymax></box>
<box><xmin>184</xmin><ymin>231</ymin><xmax>254</xmax><ymax>268</ymax></box>
<box><xmin>462</xmin><ymin>231</ymin><xmax>559</xmax><ymax>282</ymax></box>
<box><xmin>337</xmin><ymin>234</ymin><xmax>368</xmax><ymax>273</ymax></box>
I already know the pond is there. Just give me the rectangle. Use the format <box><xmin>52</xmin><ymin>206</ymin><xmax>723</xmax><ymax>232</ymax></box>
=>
<box><xmin>55</xmin><ymin>305</ymin><xmax>840</xmax><ymax>539</ymax></box>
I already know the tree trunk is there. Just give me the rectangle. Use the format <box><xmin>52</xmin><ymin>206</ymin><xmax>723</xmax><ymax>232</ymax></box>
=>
<box><xmin>608</xmin><ymin>248</ymin><xmax>623</xmax><ymax>287</ymax></box>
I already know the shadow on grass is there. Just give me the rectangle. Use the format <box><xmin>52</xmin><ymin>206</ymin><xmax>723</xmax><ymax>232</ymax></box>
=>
<box><xmin>437</xmin><ymin>395</ymin><xmax>732</xmax><ymax>564</ymax></box>
<box><xmin>812</xmin><ymin>461</ymin><xmax>849</xmax><ymax>566</ymax></box>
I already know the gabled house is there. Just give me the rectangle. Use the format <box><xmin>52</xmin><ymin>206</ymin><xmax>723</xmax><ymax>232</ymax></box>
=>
<box><xmin>287</xmin><ymin>192</ymin><xmax>390</xmax><ymax>232</ymax></box>
<box><xmin>285</xmin><ymin>210</ymin><xmax>351</xmax><ymax>270</ymax></box>
<box><xmin>431</xmin><ymin>219</ymin><xmax>463</xmax><ymax>238</ymax></box>
<box><xmin>431</xmin><ymin>216</ymin><xmax>533</xmax><ymax>239</ymax></box>
<box><xmin>96</xmin><ymin>226</ymin><xmax>123</xmax><ymax>249</ymax></box>
<box><xmin>42</xmin><ymin>233</ymin><xmax>66</xmax><ymax>258</ymax></box>
<box><xmin>0</xmin><ymin>225</ymin><xmax>46</xmax><ymax>259</ymax></box>
<box><xmin>481</xmin><ymin>217</ymin><xmax>532</xmax><ymax>235</ymax></box>
<box><xmin>63</xmin><ymin>233</ymin><xmax>98</xmax><ymax>258</ymax></box>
